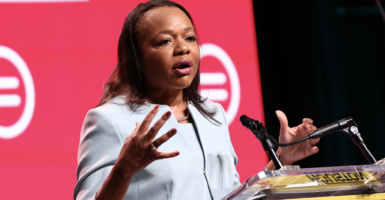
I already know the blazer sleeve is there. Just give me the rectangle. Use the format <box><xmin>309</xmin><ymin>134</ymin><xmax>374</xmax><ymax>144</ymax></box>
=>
<box><xmin>73</xmin><ymin>108</ymin><xmax>124</xmax><ymax>200</ymax></box>
<box><xmin>216</xmin><ymin>103</ymin><xmax>242</xmax><ymax>190</ymax></box>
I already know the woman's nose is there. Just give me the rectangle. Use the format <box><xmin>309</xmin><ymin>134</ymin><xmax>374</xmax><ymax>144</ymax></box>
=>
<box><xmin>174</xmin><ymin>39</ymin><xmax>190</xmax><ymax>56</ymax></box>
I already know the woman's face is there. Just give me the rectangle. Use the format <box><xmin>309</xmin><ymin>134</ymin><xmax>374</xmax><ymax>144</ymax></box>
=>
<box><xmin>138</xmin><ymin>6</ymin><xmax>200</xmax><ymax>92</ymax></box>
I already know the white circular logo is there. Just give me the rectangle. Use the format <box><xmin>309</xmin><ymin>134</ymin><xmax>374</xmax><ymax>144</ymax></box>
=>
<box><xmin>0</xmin><ymin>46</ymin><xmax>35</xmax><ymax>139</ymax></box>
<box><xmin>200</xmin><ymin>43</ymin><xmax>241</xmax><ymax>125</ymax></box>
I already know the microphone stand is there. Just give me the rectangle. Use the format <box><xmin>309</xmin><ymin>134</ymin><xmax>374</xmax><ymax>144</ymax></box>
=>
<box><xmin>248</xmin><ymin>120</ymin><xmax>283</xmax><ymax>169</ymax></box>
<box><xmin>241</xmin><ymin>115</ymin><xmax>377</xmax><ymax>169</ymax></box>
<box><xmin>342</xmin><ymin>125</ymin><xmax>377</xmax><ymax>164</ymax></box>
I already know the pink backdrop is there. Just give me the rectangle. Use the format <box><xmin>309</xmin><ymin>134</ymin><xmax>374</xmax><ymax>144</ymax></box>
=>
<box><xmin>0</xmin><ymin>0</ymin><xmax>266</xmax><ymax>199</ymax></box>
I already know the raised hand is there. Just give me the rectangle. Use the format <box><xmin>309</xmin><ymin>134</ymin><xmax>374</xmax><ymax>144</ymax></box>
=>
<box><xmin>275</xmin><ymin>110</ymin><xmax>320</xmax><ymax>165</ymax></box>
<box><xmin>115</xmin><ymin>104</ymin><xmax>179</xmax><ymax>175</ymax></box>
<box><xmin>96</xmin><ymin>105</ymin><xmax>179</xmax><ymax>200</ymax></box>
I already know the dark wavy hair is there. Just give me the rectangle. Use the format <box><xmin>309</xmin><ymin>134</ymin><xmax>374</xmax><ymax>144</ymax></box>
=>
<box><xmin>97</xmin><ymin>0</ymin><xmax>220</xmax><ymax>124</ymax></box>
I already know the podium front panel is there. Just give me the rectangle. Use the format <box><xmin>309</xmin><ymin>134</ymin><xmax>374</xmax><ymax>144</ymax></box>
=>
<box><xmin>223</xmin><ymin>162</ymin><xmax>385</xmax><ymax>200</ymax></box>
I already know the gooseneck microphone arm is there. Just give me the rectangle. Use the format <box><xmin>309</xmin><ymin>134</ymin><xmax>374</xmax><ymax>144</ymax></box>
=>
<box><xmin>306</xmin><ymin>118</ymin><xmax>376</xmax><ymax>164</ymax></box>
<box><xmin>240</xmin><ymin>115</ymin><xmax>283</xmax><ymax>169</ymax></box>
<box><xmin>341</xmin><ymin>125</ymin><xmax>377</xmax><ymax>164</ymax></box>
<box><xmin>240</xmin><ymin>115</ymin><xmax>377</xmax><ymax>168</ymax></box>
<box><xmin>307</xmin><ymin>118</ymin><xmax>354</xmax><ymax>139</ymax></box>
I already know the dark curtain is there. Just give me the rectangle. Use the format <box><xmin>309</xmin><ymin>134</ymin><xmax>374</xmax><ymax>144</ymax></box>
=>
<box><xmin>252</xmin><ymin>0</ymin><xmax>385</xmax><ymax>168</ymax></box>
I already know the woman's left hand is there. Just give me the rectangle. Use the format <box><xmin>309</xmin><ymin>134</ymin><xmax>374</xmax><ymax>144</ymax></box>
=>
<box><xmin>275</xmin><ymin>110</ymin><xmax>320</xmax><ymax>165</ymax></box>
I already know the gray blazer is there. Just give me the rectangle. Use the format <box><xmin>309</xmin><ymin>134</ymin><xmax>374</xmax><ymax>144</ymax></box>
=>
<box><xmin>74</xmin><ymin>96</ymin><xmax>241</xmax><ymax>200</ymax></box>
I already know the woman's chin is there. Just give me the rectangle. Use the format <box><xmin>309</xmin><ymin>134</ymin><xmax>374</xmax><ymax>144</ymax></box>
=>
<box><xmin>173</xmin><ymin>82</ymin><xmax>193</xmax><ymax>90</ymax></box>
<box><xmin>180</xmin><ymin>84</ymin><xmax>193</xmax><ymax>90</ymax></box>
<box><xmin>171</xmin><ymin>78</ymin><xmax>194</xmax><ymax>89</ymax></box>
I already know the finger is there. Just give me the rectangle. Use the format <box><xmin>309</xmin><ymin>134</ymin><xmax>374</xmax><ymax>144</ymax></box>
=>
<box><xmin>144</xmin><ymin>111</ymin><xmax>172</xmax><ymax>142</ymax></box>
<box><xmin>303</xmin><ymin>118</ymin><xmax>314</xmax><ymax>125</ymax></box>
<box><xmin>302</xmin><ymin>146</ymin><xmax>319</xmax><ymax>158</ymax></box>
<box><xmin>155</xmin><ymin>151</ymin><xmax>180</xmax><ymax>160</ymax></box>
<box><xmin>305</xmin><ymin>124</ymin><xmax>316</xmax><ymax>134</ymax></box>
<box><xmin>138</xmin><ymin>105</ymin><xmax>160</xmax><ymax>134</ymax></box>
<box><xmin>305</xmin><ymin>124</ymin><xmax>311</xmax><ymax>133</ymax></box>
<box><xmin>309</xmin><ymin>146</ymin><xmax>319</xmax><ymax>155</ymax></box>
<box><xmin>131</xmin><ymin>122</ymin><xmax>141</xmax><ymax>136</ymax></box>
<box><xmin>152</xmin><ymin>128</ymin><xmax>177</xmax><ymax>148</ymax></box>
<box><xmin>310</xmin><ymin>138</ymin><xmax>320</xmax><ymax>146</ymax></box>
<box><xmin>276</xmin><ymin>110</ymin><xmax>289</xmax><ymax>132</ymax></box>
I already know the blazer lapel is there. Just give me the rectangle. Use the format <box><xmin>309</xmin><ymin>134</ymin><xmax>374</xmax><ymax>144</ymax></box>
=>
<box><xmin>187</xmin><ymin>103</ymin><xmax>214</xmax><ymax>163</ymax></box>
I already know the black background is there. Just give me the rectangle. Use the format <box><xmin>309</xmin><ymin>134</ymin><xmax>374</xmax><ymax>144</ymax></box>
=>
<box><xmin>253</xmin><ymin>0</ymin><xmax>385</xmax><ymax>167</ymax></box>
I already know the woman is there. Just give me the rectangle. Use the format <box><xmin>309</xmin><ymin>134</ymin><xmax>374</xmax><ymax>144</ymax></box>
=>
<box><xmin>74</xmin><ymin>1</ymin><xmax>320</xmax><ymax>200</ymax></box>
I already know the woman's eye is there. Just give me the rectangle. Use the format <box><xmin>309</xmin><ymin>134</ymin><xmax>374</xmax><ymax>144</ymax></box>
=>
<box><xmin>186</xmin><ymin>36</ymin><xmax>196</xmax><ymax>42</ymax></box>
<box><xmin>158</xmin><ymin>39</ymin><xmax>170</xmax><ymax>46</ymax></box>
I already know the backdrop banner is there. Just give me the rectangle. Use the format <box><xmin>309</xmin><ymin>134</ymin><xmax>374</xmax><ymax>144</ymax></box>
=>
<box><xmin>0</xmin><ymin>0</ymin><xmax>266</xmax><ymax>198</ymax></box>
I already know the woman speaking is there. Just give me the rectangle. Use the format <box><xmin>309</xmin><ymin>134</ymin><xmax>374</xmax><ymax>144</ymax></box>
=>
<box><xmin>74</xmin><ymin>0</ymin><xmax>320</xmax><ymax>199</ymax></box>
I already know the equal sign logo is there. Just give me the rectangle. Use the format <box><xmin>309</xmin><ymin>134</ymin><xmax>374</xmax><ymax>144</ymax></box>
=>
<box><xmin>200</xmin><ymin>72</ymin><xmax>228</xmax><ymax>101</ymax></box>
<box><xmin>0</xmin><ymin>76</ymin><xmax>21</xmax><ymax>107</ymax></box>
<box><xmin>200</xmin><ymin>44</ymin><xmax>240</xmax><ymax>125</ymax></box>
<box><xmin>0</xmin><ymin>46</ymin><xmax>35</xmax><ymax>139</ymax></box>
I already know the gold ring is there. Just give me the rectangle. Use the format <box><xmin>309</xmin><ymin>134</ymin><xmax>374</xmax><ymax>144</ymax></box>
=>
<box><xmin>150</xmin><ymin>143</ymin><xmax>157</xmax><ymax>150</ymax></box>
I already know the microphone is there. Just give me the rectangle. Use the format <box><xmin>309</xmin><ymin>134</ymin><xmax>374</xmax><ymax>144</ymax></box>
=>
<box><xmin>240</xmin><ymin>115</ymin><xmax>259</xmax><ymax>132</ymax></box>
<box><xmin>308</xmin><ymin>117</ymin><xmax>376</xmax><ymax>163</ymax></box>
<box><xmin>241</xmin><ymin>114</ymin><xmax>377</xmax><ymax>165</ymax></box>
<box><xmin>240</xmin><ymin>115</ymin><xmax>274</xmax><ymax>142</ymax></box>
<box><xmin>242</xmin><ymin>115</ymin><xmax>356</xmax><ymax>145</ymax></box>
<box><xmin>240</xmin><ymin>115</ymin><xmax>251</xmax><ymax>127</ymax></box>
<box><xmin>240</xmin><ymin>115</ymin><xmax>283</xmax><ymax>169</ymax></box>
<box><xmin>308</xmin><ymin>117</ymin><xmax>355</xmax><ymax>139</ymax></box>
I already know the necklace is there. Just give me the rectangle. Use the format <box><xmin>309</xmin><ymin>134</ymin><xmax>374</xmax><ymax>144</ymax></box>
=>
<box><xmin>177</xmin><ymin>110</ymin><xmax>190</xmax><ymax>122</ymax></box>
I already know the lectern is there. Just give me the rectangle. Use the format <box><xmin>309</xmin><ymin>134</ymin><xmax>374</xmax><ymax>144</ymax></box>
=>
<box><xmin>223</xmin><ymin>159</ymin><xmax>385</xmax><ymax>200</ymax></box>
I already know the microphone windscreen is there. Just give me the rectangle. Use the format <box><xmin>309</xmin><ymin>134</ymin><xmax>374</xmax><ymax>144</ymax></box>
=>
<box><xmin>240</xmin><ymin>115</ymin><xmax>251</xmax><ymax>126</ymax></box>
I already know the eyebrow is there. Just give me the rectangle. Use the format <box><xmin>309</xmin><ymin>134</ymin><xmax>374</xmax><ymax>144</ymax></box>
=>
<box><xmin>155</xmin><ymin>27</ymin><xmax>194</xmax><ymax>37</ymax></box>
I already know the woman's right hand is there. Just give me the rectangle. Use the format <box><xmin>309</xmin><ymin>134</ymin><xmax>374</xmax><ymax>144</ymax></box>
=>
<box><xmin>114</xmin><ymin>104</ymin><xmax>179</xmax><ymax>176</ymax></box>
<box><xmin>96</xmin><ymin>105</ymin><xmax>179</xmax><ymax>200</ymax></box>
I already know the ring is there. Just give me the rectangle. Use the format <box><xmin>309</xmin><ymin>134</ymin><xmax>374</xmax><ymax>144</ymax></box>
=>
<box><xmin>150</xmin><ymin>143</ymin><xmax>157</xmax><ymax>150</ymax></box>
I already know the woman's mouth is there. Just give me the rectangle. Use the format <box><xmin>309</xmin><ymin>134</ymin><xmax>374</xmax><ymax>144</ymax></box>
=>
<box><xmin>173</xmin><ymin>60</ymin><xmax>193</xmax><ymax>76</ymax></box>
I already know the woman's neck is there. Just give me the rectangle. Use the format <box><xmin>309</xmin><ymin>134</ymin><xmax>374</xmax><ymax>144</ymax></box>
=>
<box><xmin>146</xmin><ymin>88</ymin><xmax>184</xmax><ymax>106</ymax></box>
<box><xmin>145</xmin><ymin>87</ymin><xmax>190</xmax><ymax>123</ymax></box>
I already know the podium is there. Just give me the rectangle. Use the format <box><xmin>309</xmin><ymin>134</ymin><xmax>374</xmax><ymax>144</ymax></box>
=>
<box><xmin>223</xmin><ymin>159</ymin><xmax>385</xmax><ymax>200</ymax></box>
